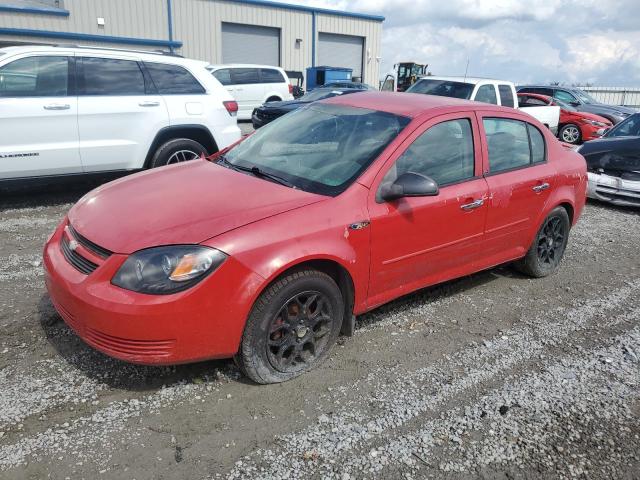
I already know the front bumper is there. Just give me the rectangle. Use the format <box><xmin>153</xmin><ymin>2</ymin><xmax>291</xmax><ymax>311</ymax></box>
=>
<box><xmin>43</xmin><ymin>220</ymin><xmax>264</xmax><ymax>365</ymax></box>
<box><xmin>586</xmin><ymin>172</ymin><xmax>640</xmax><ymax>207</ymax></box>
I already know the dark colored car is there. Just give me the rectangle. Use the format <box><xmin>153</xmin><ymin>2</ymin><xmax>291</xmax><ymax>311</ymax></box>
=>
<box><xmin>517</xmin><ymin>85</ymin><xmax>635</xmax><ymax>125</ymax></box>
<box><xmin>321</xmin><ymin>81</ymin><xmax>374</xmax><ymax>90</ymax></box>
<box><xmin>578</xmin><ymin>113</ymin><xmax>640</xmax><ymax>207</ymax></box>
<box><xmin>251</xmin><ymin>87</ymin><xmax>362</xmax><ymax>128</ymax></box>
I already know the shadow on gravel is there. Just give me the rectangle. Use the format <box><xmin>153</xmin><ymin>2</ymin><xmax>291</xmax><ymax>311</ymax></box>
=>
<box><xmin>37</xmin><ymin>263</ymin><xmax>515</xmax><ymax>390</ymax></box>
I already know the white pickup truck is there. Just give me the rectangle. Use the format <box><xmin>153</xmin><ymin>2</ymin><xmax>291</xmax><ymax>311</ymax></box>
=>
<box><xmin>405</xmin><ymin>76</ymin><xmax>560</xmax><ymax>134</ymax></box>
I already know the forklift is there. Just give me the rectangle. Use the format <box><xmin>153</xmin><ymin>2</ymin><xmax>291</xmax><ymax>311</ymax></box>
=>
<box><xmin>380</xmin><ymin>62</ymin><xmax>428</xmax><ymax>92</ymax></box>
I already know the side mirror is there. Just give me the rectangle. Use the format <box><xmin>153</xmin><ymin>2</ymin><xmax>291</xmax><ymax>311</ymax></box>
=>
<box><xmin>380</xmin><ymin>172</ymin><xmax>439</xmax><ymax>202</ymax></box>
<box><xmin>570</xmin><ymin>101</ymin><xmax>580</xmax><ymax>107</ymax></box>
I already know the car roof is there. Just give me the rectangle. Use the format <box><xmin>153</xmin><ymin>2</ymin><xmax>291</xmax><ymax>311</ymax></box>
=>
<box><xmin>322</xmin><ymin>91</ymin><xmax>517</xmax><ymax>118</ymax></box>
<box><xmin>208</xmin><ymin>63</ymin><xmax>285</xmax><ymax>70</ymax></box>
<box><xmin>0</xmin><ymin>45</ymin><xmax>208</xmax><ymax>67</ymax></box>
<box><xmin>518</xmin><ymin>85</ymin><xmax>578</xmax><ymax>91</ymax></box>
<box><xmin>415</xmin><ymin>75</ymin><xmax>512</xmax><ymax>85</ymax></box>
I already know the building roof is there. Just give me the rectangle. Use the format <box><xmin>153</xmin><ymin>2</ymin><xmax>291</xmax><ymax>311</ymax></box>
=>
<box><xmin>228</xmin><ymin>0</ymin><xmax>385</xmax><ymax>22</ymax></box>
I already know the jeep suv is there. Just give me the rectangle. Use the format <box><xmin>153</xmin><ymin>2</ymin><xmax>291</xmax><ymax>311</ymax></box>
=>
<box><xmin>0</xmin><ymin>45</ymin><xmax>241</xmax><ymax>184</ymax></box>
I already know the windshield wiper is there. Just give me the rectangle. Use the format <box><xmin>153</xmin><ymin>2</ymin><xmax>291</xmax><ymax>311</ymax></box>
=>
<box><xmin>216</xmin><ymin>156</ymin><xmax>295</xmax><ymax>188</ymax></box>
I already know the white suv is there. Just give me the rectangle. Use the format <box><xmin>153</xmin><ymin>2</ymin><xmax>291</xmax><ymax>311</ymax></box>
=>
<box><xmin>0</xmin><ymin>45</ymin><xmax>241</xmax><ymax>183</ymax></box>
<box><xmin>207</xmin><ymin>64</ymin><xmax>293</xmax><ymax>120</ymax></box>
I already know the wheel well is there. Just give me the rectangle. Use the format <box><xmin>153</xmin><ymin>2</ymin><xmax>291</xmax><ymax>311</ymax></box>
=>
<box><xmin>559</xmin><ymin>202</ymin><xmax>574</xmax><ymax>224</ymax></box>
<box><xmin>270</xmin><ymin>259</ymin><xmax>355</xmax><ymax>333</ymax></box>
<box><xmin>265</xmin><ymin>96</ymin><xmax>281</xmax><ymax>102</ymax></box>
<box><xmin>144</xmin><ymin>126</ymin><xmax>218</xmax><ymax>167</ymax></box>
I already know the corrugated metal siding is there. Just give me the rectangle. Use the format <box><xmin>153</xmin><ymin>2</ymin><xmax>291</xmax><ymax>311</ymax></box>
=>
<box><xmin>0</xmin><ymin>0</ymin><xmax>168</xmax><ymax>40</ymax></box>
<box><xmin>576</xmin><ymin>86</ymin><xmax>640</xmax><ymax>109</ymax></box>
<box><xmin>315</xmin><ymin>13</ymin><xmax>381</xmax><ymax>84</ymax></box>
<box><xmin>173</xmin><ymin>0</ymin><xmax>312</xmax><ymax>70</ymax></box>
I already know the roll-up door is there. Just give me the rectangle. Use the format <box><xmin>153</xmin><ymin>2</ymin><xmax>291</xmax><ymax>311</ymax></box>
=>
<box><xmin>221</xmin><ymin>23</ymin><xmax>280</xmax><ymax>66</ymax></box>
<box><xmin>318</xmin><ymin>33</ymin><xmax>364</xmax><ymax>80</ymax></box>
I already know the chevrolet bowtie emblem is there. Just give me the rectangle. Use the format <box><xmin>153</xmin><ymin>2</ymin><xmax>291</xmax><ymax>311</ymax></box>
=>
<box><xmin>68</xmin><ymin>240</ymin><xmax>79</xmax><ymax>251</ymax></box>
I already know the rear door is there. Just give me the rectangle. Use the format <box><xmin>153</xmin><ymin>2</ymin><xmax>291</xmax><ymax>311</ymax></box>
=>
<box><xmin>367</xmin><ymin>112</ymin><xmax>489</xmax><ymax>307</ymax></box>
<box><xmin>478</xmin><ymin>113</ymin><xmax>554</xmax><ymax>264</ymax></box>
<box><xmin>0</xmin><ymin>54</ymin><xmax>80</xmax><ymax>178</ymax></box>
<box><xmin>76</xmin><ymin>56</ymin><xmax>169</xmax><ymax>172</ymax></box>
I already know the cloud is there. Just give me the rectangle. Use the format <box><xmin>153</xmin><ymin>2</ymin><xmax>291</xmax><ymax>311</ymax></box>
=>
<box><xmin>289</xmin><ymin>0</ymin><xmax>640</xmax><ymax>85</ymax></box>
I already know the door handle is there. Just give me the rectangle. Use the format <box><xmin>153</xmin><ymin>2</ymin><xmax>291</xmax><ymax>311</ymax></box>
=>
<box><xmin>460</xmin><ymin>198</ymin><xmax>484</xmax><ymax>211</ymax></box>
<box><xmin>138</xmin><ymin>101</ymin><xmax>160</xmax><ymax>107</ymax></box>
<box><xmin>532</xmin><ymin>182</ymin><xmax>550</xmax><ymax>193</ymax></box>
<box><xmin>43</xmin><ymin>103</ymin><xmax>70</xmax><ymax>110</ymax></box>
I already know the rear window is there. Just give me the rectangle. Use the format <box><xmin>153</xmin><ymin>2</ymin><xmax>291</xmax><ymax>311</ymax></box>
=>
<box><xmin>260</xmin><ymin>68</ymin><xmax>285</xmax><ymax>83</ymax></box>
<box><xmin>484</xmin><ymin>118</ymin><xmax>547</xmax><ymax>173</ymax></box>
<box><xmin>80</xmin><ymin>57</ymin><xmax>146</xmax><ymax>96</ymax></box>
<box><xmin>498</xmin><ymin>85</ymin><xmax>515</xmax><ymax>108</ymax></box>
<box><xmin>144</xmin><ymin>62</ymin><xmax>205</xmax><ymax>94</ymax></box>
<box><xmin>406</xmin><ymin>79</ymin><xmax>474</xmax><ymax>99</ymax></box>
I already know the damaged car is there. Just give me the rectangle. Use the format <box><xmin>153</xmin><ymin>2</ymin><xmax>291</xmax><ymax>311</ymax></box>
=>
<box><xmin>578</xmin><ymin>112</ymin><xmax>640</xmax><ymax>207</ymax></box>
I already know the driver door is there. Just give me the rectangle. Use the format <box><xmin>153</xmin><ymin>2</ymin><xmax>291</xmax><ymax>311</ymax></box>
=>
<box><xmin>367</xmin><ymin>112</ymin><xmax>489</xmax><ymax>308</ymax></box>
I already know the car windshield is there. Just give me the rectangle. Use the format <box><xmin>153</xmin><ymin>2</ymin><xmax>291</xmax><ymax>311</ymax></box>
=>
<box><xmin>605</xmin><ymin>113</ymin><xmax>640</xmax><ymax>138</ymax></box>
<box><xmin>406</xmin><ymin>79</ymin><xmax>474</xmax><ymax>99</ymax></box>
<box><xmin>554</xmin><ymin>98</ymin><xmax>577</xmax><ymax>112</ymax></box>
<box><xmin>299</xmin><ymin>89</ymin><xmax>345</xmax><ymax>102</ymax></box>
<box><xmin>574</xmin><ymin>89</ymin><xmax>598</xmax><ymax>104</ymax></box>
<box><xmin>222</xmin><ymin>103</ymin><xmax>411</xmax><ymax>196</ymax></box>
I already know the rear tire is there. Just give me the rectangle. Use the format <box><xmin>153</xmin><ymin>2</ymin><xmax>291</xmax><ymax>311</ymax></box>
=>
<box><xmin>515</xmin><ymin>207</ymin><xmax>570</xmax><ymax>278</ymax></box>
<box><xmin>559</xmin><ymin>124</ymin><xmax>581</xmax><ymax>144</ymax></box>
<box><xmin>149</xmin><ymin>138</ymin><xmax>208</xmax><ymax>168</ymax></box>
<box><xmin>235</xmin><ymin>269</ymin><xmax>344</xmax><ymax>384</ymax></box>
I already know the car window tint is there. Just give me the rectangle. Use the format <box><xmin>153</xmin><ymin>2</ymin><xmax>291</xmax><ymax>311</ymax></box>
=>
<box><xmin>475</xmin><ymin>85</ymin><xmax>498</xmax><ymax>104</ymax></box>
<box><xmin>231</xmin><ymin>68</ymin><xmax>260</xmax><ymax>84</ymax></box>
<box><xmin>609</xmin><ymin>115</ymin><xmax>640</xmax><ymax>137</ymax></box>
<box><xmin>483</xmin><ymin>118</ymin><xmax>531</xmax><ymax>173</ymax></box>
<box><xmin>212</xmin><ymin>68</ymin><xmax>231</xmax><ymax>86</ymax></box>
<box><xmin>528</xmin><ymin>124</ymin><xmax>546</xmax><ymax>163</ymax></box>
<box><xmin>0</xmin><ymin>56</ymin><xmax>68</xmax><ymax>97</ymax></box>
<box><xmin>498</xmin><ymin>85</ymin><xmax>515</xmax><ymax>108</ymax></box>
<box><xmin>383</xmin><ymin>119</ymin><xmax>475</xmax><ymax>187</ymax></box>
<box><xmin>554</xmin><ymin>90</ymin><xmax>577</xmax><ymax>103</ymax></box>
<box><xmin>80</xmin><ymin>57</ymin><xmax>145</xmax><ymax>95</ymax></box>
<box><xmin>144</xmin><ymin>62</ymin><xmax>205</xmax><ymax>94</ymax></box>
<box><xmin>260</xmin><ymin>68</ymin><xmax>284</xmax><ymax>83</ymax></box>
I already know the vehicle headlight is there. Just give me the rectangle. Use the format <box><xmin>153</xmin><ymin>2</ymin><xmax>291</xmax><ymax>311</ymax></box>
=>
<box><xmin>112</xmin><ymin>245</ymin><xmax>227</xmax><ymax>294</ymax></box>
<box><xmin>585</xmin><ymin>120</ymin><xmax>608</xmax><ymax>127</ymax></box>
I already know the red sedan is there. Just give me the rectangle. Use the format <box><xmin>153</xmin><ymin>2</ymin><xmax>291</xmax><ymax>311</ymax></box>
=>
<box><xmin>44</xmin><ymin>92</ymin><xmax>587</xmax><ymax>384</ymax></box>
<box><xmin>518</xmin><ymin>92</ymin><xmax>612</xmax><ymax>144</ymax></box>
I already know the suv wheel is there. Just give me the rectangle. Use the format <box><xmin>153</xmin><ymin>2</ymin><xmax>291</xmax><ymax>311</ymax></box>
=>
<box><xmin>150</xmin><ymin>138</ymin><xmax>208</xmax><ymax>168</ymax></box>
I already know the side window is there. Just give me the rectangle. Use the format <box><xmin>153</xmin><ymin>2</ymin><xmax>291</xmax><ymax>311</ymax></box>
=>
<box><xmin>231</xmin><ymin>68</ymin><xmax>260</xmax><ymax>85</ymax></box>
<box><xmin>144</xmin><ymin>62</ymin><xmax>205</xmax><ymax>94</ymax></box>
<box><xmin>520</xmin><ymin>96</ymin><xmax>548</xmax><ymax>107</ymax></box>
<box><xmin>484</xmin><ymin>118</ymin><xmax>546</xmax><ymax>173</ymax></box>
<box><xmin>528</xmin><ymin>124</ymin><xmax>546</xmax><ymax>164</ymax></box>
<box><xmin>212</xmin><ymin>68</ymin><xmax>231</xmax><ymax>86</ymax></box>
<box><xmin>609</xmin><ymin>116</ymin><xmax>640</xmax><ymax>137</ymax></box>
<box><xmin>80</xmin><ymin>57</ymin><xmax>145</xmax><ymax>96</ymax></box>
<box><xmin>554</xmin><ymin>90</ymin><xmax>577</xmax><ymax>103</ymax></box>
<box><xmin>498</xmin><ymin>85</ymin><xmax>515</xmax><ymax>108</ymax></box>
<box><xmin>260</xmin><ymin>68</ymin><xmax>285</xmax><ymax>83</ymax></box>
<box><xmin>0</xmin><ymin>56</ymin><xmax>68</xmax><ymax>97</ymax></box>
<box><xmin>475</xmin><ymin>85</ymin><xmax>498</xmax><ymax>105</ymax></box>
<box><xmin>382</xmin><ymin>119</ymin><xmax>475</xmax><ymax>188</ymax></box>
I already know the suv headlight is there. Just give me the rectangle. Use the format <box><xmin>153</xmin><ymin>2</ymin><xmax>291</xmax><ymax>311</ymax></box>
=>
<box><xmin>112</xmin><ymin>245</ymin><xmax>226</xmax><ymax>294</ymax></box>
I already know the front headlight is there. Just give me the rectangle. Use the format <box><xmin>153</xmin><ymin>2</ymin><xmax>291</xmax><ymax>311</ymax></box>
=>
<box><xmin>585</xmin><ymin>120</ymin><xmax>608</xmax><ymax>127</ymax></box>
<box><xmin>112</xmin><ymin>245</ymin><xmax>227</xmax><ymax>294</ymax></box>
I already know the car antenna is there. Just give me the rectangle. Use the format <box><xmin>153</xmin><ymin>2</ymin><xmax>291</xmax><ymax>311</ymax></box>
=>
<box><xmin>464</xmin><ymin>58</ymin><xmax>470</xmax><ymax>82</ymax></box>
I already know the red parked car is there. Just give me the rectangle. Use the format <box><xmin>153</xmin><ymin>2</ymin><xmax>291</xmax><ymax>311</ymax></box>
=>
<box><xmin>44</xmin><ymin>92</ymin><xmax>587</xmax><ymax>384</ymax></box>
<box><xmin>518</xmin><ymin>92</ymin><xmax>612</xmax><ymax>145</ymax></box>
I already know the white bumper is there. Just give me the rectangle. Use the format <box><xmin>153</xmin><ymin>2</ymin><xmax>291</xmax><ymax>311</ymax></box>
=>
<box><xmin>587</xmin><ymin>172</ymin><xmax>640</xmax><ymax>207</ymax></box>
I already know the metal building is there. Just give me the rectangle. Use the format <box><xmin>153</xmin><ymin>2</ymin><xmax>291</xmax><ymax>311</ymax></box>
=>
<box><xmin>0</xmin><ymin>0</ymin><xmax>384</xmax><ymax>83</ymax></box>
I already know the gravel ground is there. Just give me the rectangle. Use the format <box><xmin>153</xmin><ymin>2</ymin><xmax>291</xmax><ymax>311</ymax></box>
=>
<box><xmin>0</xmin><ymin>161</ymin><xmax>639</xmax><ymax>479</ymax></box>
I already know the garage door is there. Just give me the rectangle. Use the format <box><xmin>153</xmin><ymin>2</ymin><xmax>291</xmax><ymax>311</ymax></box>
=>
<box><xmin>221</xmin><ymin>23</ymin><xmax>280</xmax><ymax>66</ymax></box>
<box><xmin>318</xmin><ymin>33</ymin><xmax>364</xmax><ymax>80</ymax></box>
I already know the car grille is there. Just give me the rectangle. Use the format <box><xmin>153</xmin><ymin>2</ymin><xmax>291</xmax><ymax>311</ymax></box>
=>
<box><xmin>61</xmin><ymin>236</ymin><xmax>99</xmax><ymax>274</ymax></box>
<box><xmin>84</xmin><ymin>327</ymin><xmax>176</xmax><ymax>358</ymax></box>
<box><xmin>256</xmin><ymin>109</ymin><xmax>279</xmax><ymax>121</ymax></box>
<box><xmin>68</xmin><ymin>225</ymin><xmax>113</xmax><ymax>258</ymax></box>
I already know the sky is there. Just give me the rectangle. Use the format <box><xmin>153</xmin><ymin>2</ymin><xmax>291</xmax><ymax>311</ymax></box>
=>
<box><xmin>290</xmin><ymin>0</ymin><xmax>640</xmax><ymax>86</ymax></box>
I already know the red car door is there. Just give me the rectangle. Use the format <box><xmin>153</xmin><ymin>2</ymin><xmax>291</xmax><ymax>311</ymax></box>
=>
<box><xmin>367</xmin><ymin>112</ymin><xmax>489</xmax><ymax>309</ymax></box>
<box><xmin>477</xmin><ymin>112</ymin><xmax>555</xmax><ymax>266</ymax></box>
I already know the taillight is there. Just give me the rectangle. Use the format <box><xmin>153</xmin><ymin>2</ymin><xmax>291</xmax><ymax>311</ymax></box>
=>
<box><xmin>223</xmin><ymin>100</ymin><xmax>238</xmax><ymax>116</ymax></box>
<box><xmin>288</xmin><ymin>84</ymin><xmax>293</xmax><ymax>94</ymax></box>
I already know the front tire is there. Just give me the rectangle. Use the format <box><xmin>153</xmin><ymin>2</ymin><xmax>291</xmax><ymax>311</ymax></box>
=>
<box><xmin>235</xmin><ymin>270</ymin><xmax>344</xmax><ymax>384</ymax></box>
<box><xmin>559</xmin><ymin>124</ymin><xmax>581</xmax><ymax>144</ymax></box>
<box><xmin>515</xmin><ymin>207</ymin><xmax>570</xmax><ymax>278</ymax></box>
<box><xmin>149</xmin><ymin>138</ymin><xmax>208</xmax><ymax>168</ymax></box>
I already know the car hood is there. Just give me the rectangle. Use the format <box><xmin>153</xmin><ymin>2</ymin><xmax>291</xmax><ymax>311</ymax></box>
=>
<box><xmin>583</xmin><ymin>103</ymin><xmax>636</xmax><ymax>116</ymax></box>
<box><xmin>68</xmin><ymin>160</ymin><xmax>326</xmax><ymax>254</ymax></box>
<box><xmin>575</xmin><ymin>111</ymin><xmax>612</xmax><ymax>124</ymax></box>
<box><xmin>259</xmin><ymin>100</ymin><xmax>306</xmax><ymax>112</ymax></box>
<box><xmin>579</xmin><ymin>137</ymin><xmax>640</xmax><ymax>174</ymax></box>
